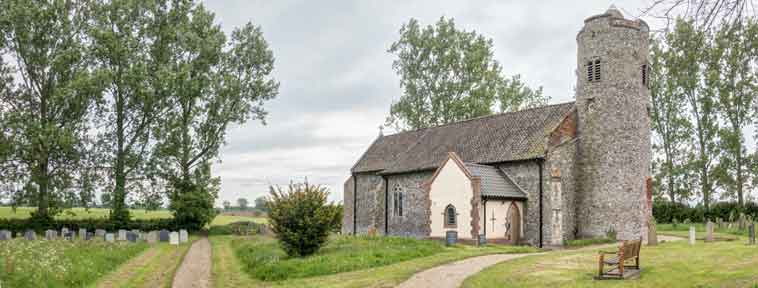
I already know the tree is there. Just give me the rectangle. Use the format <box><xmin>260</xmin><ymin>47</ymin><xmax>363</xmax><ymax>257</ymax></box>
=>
<box><xmin>667</xmin><ymin>19</ymin><xmax>720</xmax><ymax>210</ymax></box>
<box><xmin>642</xmin><ymin>0</ymin><xmax>755</xmax><ymax>29</ymax></box>
<box><xmin>89</xmin><ymin>0</ymin><xmax>171</xmax><ymax>223</ymax></box>
<box><xmin>222</xmin><ymin>200</ymin><xmax>231</xmax><ymax>211</ymax></box>
<box><xmin>386</xmin><ymin>17</ymin><xmax>548</xmax><ymax>130</ymax></box>
<box><xmin>237</xmin><ymin>198</ymin><xmax>249</xmax><ymax>210</ymax></box>
<box><xmin>710</xmin><ymin>19</ymin><xmax>757</xmax><ymax>206</ymax></box>
<box><xmin>267</xmin><ymin>181</ymin><xmax>342</xmax><ymax>257</ymax></box>
<box><xmin>150</xmin><ymin>1</ymin><xmax>278</xmax><ymax>228</ymax></box>
<box><xmin>254</xmin><ymin>196</ymin><xmax>269</xmax><ymax>213</ymax></box>
<box><xmin>0</xmin><ymin>0</ymin><xmax>102</xmax><ymax>221</ymax></box>
<box><xmin>649</xmin><ymin>37</ymin><xmax>695</xmax><ymax>203</ymax></box>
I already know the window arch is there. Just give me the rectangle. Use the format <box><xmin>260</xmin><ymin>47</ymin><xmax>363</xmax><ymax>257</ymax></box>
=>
<box><xmin>444</xmin><ymin>205</ymin><xmax>457</xmax><ymax>228</ymax></box>
<box><xmin>393</xmin><ymin>184</ymin><xmax>404</xmax><ymax>217</ymax></box>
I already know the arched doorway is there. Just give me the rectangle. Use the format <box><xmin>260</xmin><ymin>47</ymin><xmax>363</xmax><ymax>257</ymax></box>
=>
<box><xmin>505</xmin><ymin>202</ymin><xmax>521</xmax><ymax>244</ymax></box>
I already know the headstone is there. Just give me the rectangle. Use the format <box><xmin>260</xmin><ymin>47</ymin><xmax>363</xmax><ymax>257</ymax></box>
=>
<box><xmin>61</xmin><ymin>227</ymin><xmax>69</xmax><ymax>237</ymax></box>
<box><xmin>79</xmin><ymin>228</ymin><xmax>87</xmax><ymax>240</ymax></box>
<box><xmin>131</xmin><ymin>229</ymin><xmax>141</xmax><ymax>241</ymax></box>
<box><xmin>749</xmin><ymin>223</ymin><xmax>756</xmax><ymax>245</ymax></box>
<box><xmin>0</xmin><ymin>230</ymin><xmax>11</xmax><ymax>240</ymax></box>
<box><xmin>159</xmin><ymin>230</ymin><xmax>170</xmax><ymax>242</ymax></box>
<box><xmin>739</xmin><ymin>213</ymin><xmax>747</xmax><ymax>230</ymax></box>
<box><xmin>705</xmin><ymin>221</ymin><xmax>714</xmax><ymax>242</ymax></box>
<box><xmin>689</xmin><ymin>226</ymin><xmax>696</xmax><ymax>245</ymax></box>
<box><xmin>85</xmin><ymin>232</ymin><xmax>94</xmax><ymax>241</ymax></box>
<box><xmin>717</xmin><ymin>218</ymin><xmax>724</xmax><ymax>229</ymax></box>
<box><xmin>45</xmin><ymin>229</ymin><xmax>57</xmax><ymax>240</ymax></box>
<box><xmin>146</xmin><ymin>231</ymin><xmax>158</xmax><ymax>244</ymax></box>
<box><xmin>179</xmin><ymin>229</ymin><xmax>188</xmax><ymax>243</ymax></box>
<box><xmin>126</xmin><ymin>231</ymin><xmax>138</xmax><ymax>243</ymax></box>
<box><xmin>64</xmin><ymin>231</ymin><xmax>75</xmax><ymax>241</ymax></box>
<box><xmin>648</xmin><ymin>220</ymin><xmax>658</xmax><ymax>246</ymax></box>
<box><xmin>105</xmin><ymin>233</ymin><xmax>115</xmax><ymax>243</ymax></box>
<box><xmin>169</xmin><ymin>231</ymin><xmax>179</xmax><ymax>245</ymax></box>
<box><xmin>118</xmin><ymin>229</ymin><xmax>127</xmax><ymax>241</ymax></box>
<box><xmin>24</xmin><ymin>230</ymin><xmax>36</xmax><ymax>241</ymax></box>
<box><xmin>95</xmin><ymin>229</ymin><xmax>106</xmax><ymax>238</ymax></box>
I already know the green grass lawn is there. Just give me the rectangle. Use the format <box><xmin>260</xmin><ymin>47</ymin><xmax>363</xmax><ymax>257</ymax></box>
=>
<box><xmin>0</xmin><ymin>238</ymin><xmax>149</xmax><ymax>288</ymax></box>
<box><xmin>210</xmin><ymin>235</ymin><xmax>540</xmax><ymax>288</ymax></box>
<box><xmin>463</xmin><ymin>231</ymin><xmax>758</xmax><ymax>288</ymax></box>
<box><xmin>93</xmin><ymin>238</ymin><xmax>195</xmax><ymax>288</ymax></box>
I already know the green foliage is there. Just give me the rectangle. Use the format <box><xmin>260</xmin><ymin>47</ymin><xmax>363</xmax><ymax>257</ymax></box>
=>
<box><xmin>653</xmin><ymin>200</ymin><xmax>758</xmax><ymax>223</ymax></box>
<box><xmin>207</xmin><ymin>221</ymin><xmax>263</xmax><ymax>236</ymax></box>
<box><xmin>0</xmin><ymin>217</ymin><xmax>178</xmax><ymax>233</ymax></box>
<box><xmin>234</xmin><ymin>236</ymin><xmax>445</xmax><ymax>281</ymax></box>
<box><xmin>237</xmin><ymin>198</ymin><xmax>249</xmax><ymax>209</ymax></box>
<box><xmin>169</xmin><ymin>164</ymin><xmax>219</xmax><ymax>231</ymax></box>
<box><xmin>266</xmin><ymin>181</ymin><xmax>341</xmax><ymax>257</ymax></box>
<box><xmin>254</xmin><ymin>196</ymin><xmax>270</xmax><ymax>213</ymax></box>
<box><xmin>0</xmin><ymin>238</ymin><xmax>148</xmax><ymax>287</ymax></box>
<box><xmin>385</xmin><ymin>17</ymin><xmax>548</xmax><ymax>130</ymax></box>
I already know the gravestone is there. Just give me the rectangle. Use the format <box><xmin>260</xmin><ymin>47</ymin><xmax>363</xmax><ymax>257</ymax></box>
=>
<box><xmin>169</xmin><ymin>232</ymin><xmax>179</xmax><ymax>245</ymax></box>
<box><xmin>24</xmin><ymin>230</ymin><xmax>36</xmax><ymax>241</ymax></box>
<box><xmin>689</xmin><ymin>226</ymin><xmax>696</xmax><ymax>245</ymax></box>
<box><xmin>79</xmin><ymin>228</ymin><xmax>87</xmax><ymax>240</ymax></box>
<box><xmin>105</xmin><ymin>233</ymin><xmax>115</xmax><ymax>243</ymax></box>
<box><xmin>95</xmin><ymin>229</ymin><xmax>106</xmax><ymax>238</ymax></box>
<box><xmin>146</xmin><ymin>231</ymin><xmax>158</xmax><ymax>244</ymax></box>
<box><xmin>749</xmin><ymin>223</ymin><xmax>756</xmax><ymax>245</ymax></box>
<box><xmin>717</xmin><ymin>218</ymin><xmax>724</xmax><ymax>229</ymax></box>
<box><xmin>64</xmin><ymin>231</ymin><xmax>75</xmax><ymax>241</ymax></box>
<box><xmin>159</xmin><ymin>230</ymin><xmax>170</xmax><ymax>242</ymax></box>
<box><xmin>118</xmin><ymin>229</ymin><xmax>127</xmax><ymax>241</ymax></box>
<box><xmin>179</xmin><ymin>229</ymin><xmax>188</xmax><ymax>243</ymax></box>
<box><xmin>738</xmin><ymin>213</ymin><xmax>747</xmax><ymax>230</ymax></box>
<box><xmin>648</xmin><ymin>220</ymin><xmax>658</xmax><ymax>246</ymax></box>
<box><xmin>85</xmin><ymin>232</ymin><xmax>94</xmax><ymax>241</ymax></box>
<box><xmin>705</xmin><ymin>221</ymin><xmax>714</xmax><ymax>242</ymax></box>
<box><xmin>131</xmin><ymin>230</ymin><xmax>141</xmax><ymax>241</ymax></box>
<box><xmin>126</xmin><ymin>231</ymin><xmax>138</xmax><ymax>243</ymax></box>
<box><xmin>0</xmin><ymin>230</ymin><xmax>11</xmax><ymax>240</ymax></box>
<box><xmin>45</xmin><ymin>229</ymin><xmax>57</xmax><ymax>240</ymax></box>
<box><xmin>61</xmin><ymin>227</ymin><xmax>69</xmax><ymax>237</ymax></box>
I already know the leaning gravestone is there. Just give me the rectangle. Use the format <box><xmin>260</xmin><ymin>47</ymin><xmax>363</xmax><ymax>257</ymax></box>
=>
<box><xmin>79</xmin><ymin>228</ymin><xmax>87</xmax><ymax>240</ymax></box>
<box><xmin>95</xmin><ymin>229</ymin><xmax>106</xmax><ymax>238</ymax></box>
<box><xmin>648</xmin><ymin>220</ymin><xmax>658</xmax><ymax>246</ymax></box>
<box><xmin>126</xmin><ymin>231</ymin><xmax>138</xmax><ymax>243</ymax></box>
<box><xmin>179</xmin><ymin>229</ymin><xmax>188</xmax><ymax>243</ymax></box>
<box><xmin>705</xmin><ymin>221</ymin><xmax>714</xmax><ymax>242</ymax></box>
<box><xmin>689</xmin><ymin>226</ymin><xmax>696</xmax><ymax>245</ymax></box>
<box><xmin>0</xmin><ymin>230</ymin><xmax>11</xmax><ymax>241</ymax></box>
<box><xmin>146</xmin><ymin>231</ymin><xmax>158</xmax><ymax>244</ymax></box>
<box><xmin>24</xmin><ymin>230</ymin><xmax>36</xmax><ymax>241</ymax></box>
<box><xmin>159</xmin><ymin>230</ymin><xmax>170</xmax><ymax>242</ymax></box>
<box><xmin>169</xmin><ymin>232</ymin><xmax>179</xmax><ymax>245</ymax></box>
<box><xmin>45</xmin><ymin>229</ymin><xmax>57</xmax><ymax>240</ymax></box>
<box><xmin>118</xmin><ymin>229</ymin><xmax>127</xmax><ymax>241</ymax></box>
<box><xmin>105</xmin><ymin>233</ymin><xmax>115</xmax><ymax>243</ymax></box>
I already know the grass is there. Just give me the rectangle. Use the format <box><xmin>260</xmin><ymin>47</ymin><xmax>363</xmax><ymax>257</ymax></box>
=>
<box><xmin>93</xmin><ymin>238</ymin><xmax>195</xmax><ymax>288</ymax></box>
<box><xmin>564</xmin><ymin>237</ymin><xmax>616</xmax><ymax>248</ymax></box>
<box><xmin>210</xmin><ymin>235</ymin><xmax>540</xmax><ymax>288</ymax></box>
<box><xmin>0</xmin><ymin>238</ymin><xmax>149</xmax><ymax>288</ymax></box>
<box><xmin>657</xmin><ymin>222</ymin><xmax>750</xmax><ymax>237</ymax></box>
<box><xmin>463</xmin><ymin>230</ymin><xmax>758</xmax><ymax>288</ymax></box>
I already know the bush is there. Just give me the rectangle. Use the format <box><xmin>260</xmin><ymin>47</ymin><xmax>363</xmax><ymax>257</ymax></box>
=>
<box><xmin>0</xmin><ymin>218</ymin><xmax>179</xmax><ymax>233</ymax></box>
<box><xmin>208</xmin><ymin>221</ymin><xmax>264</xmax><ymax>236</ymax></box>
<box><xmin>653</xmin><ymin>200</ymin><xmax>758</xmax><ymax>223</ymax></box>
<box><xmin>266</xmin><ymin>181</ymin><xmax>341</xmax><ymax>257</ymax></box>
<box><xmin>169</xmin><ymin>167</ymin><xmax>218</xmax><ymax>231</ymax></box>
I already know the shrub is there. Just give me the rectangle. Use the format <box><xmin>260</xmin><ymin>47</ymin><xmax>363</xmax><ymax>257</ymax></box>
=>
<box><xmin>0</xmin><ymin>218</ymin><xmax>179</xmax><ymax>233</ymax></box>
<box><xmin>169</xmin><ymin>169</ymin><xmax>218</xmax><ymax>231</ymax></box>
<box><xmin>208</xmin><ymin>221</ymin><xmax>263</xmax><ymax>236</ymax></box>
<box><xmin>652</xmin><ymin>200</ymin><xmax>758</xmax><ymax>223</ymax></box>
<box><xmin>266</xmin><ymin>181</ymin><xmax>341</xmax><ymax>257</ymax></box>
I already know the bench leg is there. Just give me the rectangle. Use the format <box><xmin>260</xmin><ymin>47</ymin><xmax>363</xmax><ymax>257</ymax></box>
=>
<box><xmin>598</xmin><ymin>255</ymin><xmax>604</xmax><ymax>277</ymax></box>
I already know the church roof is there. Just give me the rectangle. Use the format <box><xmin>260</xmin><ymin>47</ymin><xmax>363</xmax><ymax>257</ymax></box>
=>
<box><xmin>465</xmin><ymin>163</ymin><xmax>528</xmax><ymax>199</ymax></box>
<box><xmin>351</xmin><ymin>101</ymin><xmax>576</xmax><ymax>174</ymax></box>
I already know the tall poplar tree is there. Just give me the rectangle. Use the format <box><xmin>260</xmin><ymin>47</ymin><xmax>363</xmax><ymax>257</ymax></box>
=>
<box><xmin>0</xmin><ymin>0</ymin><xmax>101</xmax><ymax>221</ymax></box>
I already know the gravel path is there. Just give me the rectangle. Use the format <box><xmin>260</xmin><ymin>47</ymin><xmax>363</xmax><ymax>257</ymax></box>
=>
<box><xmin>172</xmin><ymin>237</ymin><xmax>212</xmax><ymax>288</ymax></box>
<box><xmin>397</xmin><ymin>236</ymin><xmax>685</xmax><ymax>288</ymax></box>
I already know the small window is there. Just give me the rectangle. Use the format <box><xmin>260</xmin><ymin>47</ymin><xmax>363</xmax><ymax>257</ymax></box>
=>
<box><xmin>641</xmin><ymin>64</ymin><xmax>649</xmax><ymax>87</ymax></box>
<box><xmin>393</xmin><ymin>184</ymin><xmax>404</xmax><ymax>217</ymax></box>
<box><xmin>586</xmin><ymin>59</ymin><xmax>601</xmax><ymax>82</ymax></box>
<box><xmin>445</xmin><ymin>205</ymin><xmax>457</xmax><ymax>227</ymax></box>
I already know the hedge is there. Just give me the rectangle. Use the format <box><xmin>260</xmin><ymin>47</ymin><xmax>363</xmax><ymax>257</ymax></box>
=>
<box><xmin>0</xmin><ymin>218</ymin><xmax>181</xmax><ymax>233</ymax></box>
<box><xmin>653</xmin><ymin>201</ymin><xmax>758</xmax><ymax>223</ymax></box>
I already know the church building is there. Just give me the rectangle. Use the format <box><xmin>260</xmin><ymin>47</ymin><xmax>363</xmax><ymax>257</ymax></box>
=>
<box><xmin>343</xmin><ymin>7</ymin><xmax>653</xmax><ymax>247</ymax></box>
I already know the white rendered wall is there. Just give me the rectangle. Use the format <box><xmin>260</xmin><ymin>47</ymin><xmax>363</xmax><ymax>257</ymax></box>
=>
<box><xmin>429</xmin><ymin>158</ymin><xmax>474</xmax><ymax>239</ymax></box>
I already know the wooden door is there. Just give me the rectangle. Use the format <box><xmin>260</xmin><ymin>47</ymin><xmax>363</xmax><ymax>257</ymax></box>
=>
<box><xmin>507</xmin><ymin>202</ymin><xmax>521</xmax><ymax>244</ymax></box>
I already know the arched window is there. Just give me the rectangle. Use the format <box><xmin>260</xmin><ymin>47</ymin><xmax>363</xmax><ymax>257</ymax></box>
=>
<box><xmin>444</xmin><ymin>205</ymin><xmax>457</xmax><ymax>227</ymax></box>
<box><xmin>393</xmin><ymin>184</ymin><xmax>404</xmax><ymax>217</ymax></box>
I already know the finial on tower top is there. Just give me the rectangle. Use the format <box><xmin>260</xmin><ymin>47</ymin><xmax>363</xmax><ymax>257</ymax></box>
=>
<box><xmin>606</xmin><ymin>4</ymin><xmax>623</xmax><ymax>17</ymax></box>
<box><xmin>378</xmin><ymin>125</ymin><xmax>384</xmax><ymax>137</ymax></box>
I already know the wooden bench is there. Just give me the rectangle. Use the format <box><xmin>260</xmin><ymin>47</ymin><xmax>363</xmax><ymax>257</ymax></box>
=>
<box><xmin>596</xmin><ymin>238</ymin><xmax>642</xmax><ymax>280</ymax></box>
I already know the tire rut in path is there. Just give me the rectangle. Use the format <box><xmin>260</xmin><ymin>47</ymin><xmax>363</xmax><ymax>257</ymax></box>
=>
<box><xmin>172</xmin><ymin>237</ymin><xmax>212</xmax><ymax>288</ymax></box>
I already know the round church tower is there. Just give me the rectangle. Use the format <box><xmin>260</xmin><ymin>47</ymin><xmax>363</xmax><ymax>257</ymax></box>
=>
<box><xmin>575</xmin><ymin>6</ymin><xmax>651</xmax><ymax>241</ymax></box>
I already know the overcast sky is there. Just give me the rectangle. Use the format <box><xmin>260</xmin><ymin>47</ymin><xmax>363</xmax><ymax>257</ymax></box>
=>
<box><xmin>199</xmin><ymin>0</ymin><xmax>676</xmax><ymax>205</ymax></box>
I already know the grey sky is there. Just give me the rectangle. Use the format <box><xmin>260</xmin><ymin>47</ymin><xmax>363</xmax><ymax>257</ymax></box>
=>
<box><xmin>200</xmin><ymin>0</ymin><xmax>722</xmax><ymax>205</ymax></box>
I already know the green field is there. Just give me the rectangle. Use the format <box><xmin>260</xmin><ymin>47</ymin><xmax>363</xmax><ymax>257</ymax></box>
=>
<box><xmin>0</xmin><ymin>238</ymin><xmax>149</xmax><ymax>288</ymax></box>
<box><xmin>0</xmin><ymin>207</ymin><xmax>266</xmax><ymax>227</ymax></box>
<box><xmin>463</xmin><ymin>231</ymin><xmax>758</xmax><ymax>288</ymax></box>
